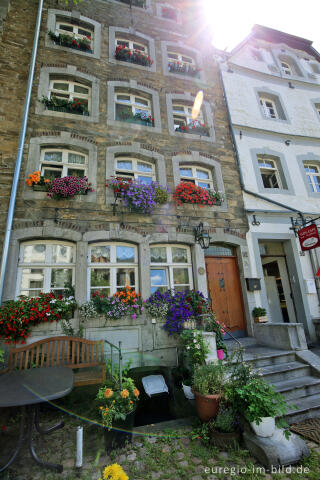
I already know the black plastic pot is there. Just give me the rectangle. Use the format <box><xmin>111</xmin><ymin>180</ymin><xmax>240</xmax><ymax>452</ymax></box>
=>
<box><xmin>104</xmin><ymin>408</ymin><xmax>136</xmax><ymax>449</ymax></box>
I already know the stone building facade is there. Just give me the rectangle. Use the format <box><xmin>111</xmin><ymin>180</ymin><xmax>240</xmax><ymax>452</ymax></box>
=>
<box><xmin>0</xmin><ymin>0</ymin><xmax>249</xmax><ymax>362</ymax></box>
<box><xmin>220</xmin><ymin>25</ymin><xmax>320</xmax><ymax>344</ymax></box>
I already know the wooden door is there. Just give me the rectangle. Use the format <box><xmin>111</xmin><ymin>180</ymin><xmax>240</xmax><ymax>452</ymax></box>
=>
<box><xmin>205</xmin><ymin>256</ymin><xmax>246</xmax><ymax>334</ymax></box>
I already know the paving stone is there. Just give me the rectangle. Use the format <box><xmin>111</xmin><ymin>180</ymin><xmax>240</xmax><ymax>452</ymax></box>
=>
<box><xmin>192</xmin><ymin>476</ymin><xmax>203</xmax><ymax>480</ymax></box>
<box><xmin>139</xmin><ymin>447</ymin><xmax>147</xmax><ymax>456</ymax></box>
<box><xmin>127</xmin><ymin>451</ymin><xmax>137</xmax><ymax>461</ymax></box>
<box><xmin>162</xmin><ymin>445</ymin><xmax>171</xmax><ymax>453</ymax></box>
<box><xmin>195</xmin><ymin>465</ymin><xmax>205</xmax><ymax>473</ymax></box>
<box><xmin>208</xmin><ymin>458</ymin><xmax>216</xmax><ymax>465</ymax></box>
<box><xmin>151</xmin><ymin>473</ymin><xmax>162</xmax><ymax>479</ymax></box>
<box><xmin>192</xmin><ymin>457</ymin><xmax>202</xmax><ymax>465</ymax></box>
<box><xmin>219</xmin><ymin>451</ymin><xmax>229</xmax><ymax>459</ymax></box>
<box><xmin>62</xmin><ymin>458</ymin><xmax>74</xmax><ymax>468</ymax></box>
<box><xmin>178</xmin><ymin>460</ymin><xmax>189</xmax><ymax>468</ymax></box>
<box><xmin>134</xmin><ymin>461</ymin><xmax>145</xmax><ymax>471</ymax></box>
<box><xmin>146</xmin><ymin>436</ymin><xmax>157</xmax><ymax>444</ymax></box>
<box><xmin>176</xmin><ymin>451</ymin><xmax>185</xmax><ymax>460</ymax></box>
<box><xmin>207</xmin><ymin>476</ymin><xmax>218</xmax><ymax>480</ymax></box>
<box><xmin>180</xmin><ymin>437</ymin><xmax>191</xmax><ymax>446</ymax></box>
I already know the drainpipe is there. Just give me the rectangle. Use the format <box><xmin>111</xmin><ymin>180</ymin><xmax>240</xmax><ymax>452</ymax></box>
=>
<box><xmin>0</xmin><ymin>0</ymin><xmax>44</xmax><ymax>304</ymax></box>
<box><xmin>219</xmin><ymin>67</ymin><xmax>320</xmax><ymax>309</ymax></box>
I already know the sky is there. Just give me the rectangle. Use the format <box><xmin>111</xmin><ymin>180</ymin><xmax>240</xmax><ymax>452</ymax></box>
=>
<box><xmin>202</xmin><ymin>0</ymin><xmax>320</xmax><ymax>53</ymax></box>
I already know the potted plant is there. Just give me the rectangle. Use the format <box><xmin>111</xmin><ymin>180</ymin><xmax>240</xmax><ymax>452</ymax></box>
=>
<box><xmin>46</xmin><ymin>176</ymin><xmax>93</xmax><ymax>200</ymax></box>
<box><xmin>25</xmin><ymin>171</ymin><xmax>51</xmax><ymax>191</ymax></box>
<box><xmin>97</xmin><ymin>375</ymin><xmax>140</xmax><ymax>448</ymax></box>
<box><xmin>252</xmin><ymin>307</ymin><xmax>268</xmax><ymax>323</ymax></box>
<box><xmin>48</xmin><ymin>30</ymin><xmax>92</xmax><ymax>53</ymax></box>
<box><xmin>192</xmin><ymin>362</ymin><xmax>228</xmax><ymax>422</ymax></box>
<box><xmin>173</xmin><ymin>182</ymin><xmax>218</xmax><ymax>207</ymax></box>
<box><xmin>209</xmin><ymin>404</ymin><xmax>241</xmax><ymax>448</ymax></box>
<box><xmin>204</xmin><ymin>313</ymin><xmax>227</xmax><ymax>360</ymax></box>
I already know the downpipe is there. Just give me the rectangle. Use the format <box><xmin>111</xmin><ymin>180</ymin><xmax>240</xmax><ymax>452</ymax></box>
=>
<box><xmin>0</xmin><ymin>0</ymin><xmax>44</xmax><ymax>304</ymax></box>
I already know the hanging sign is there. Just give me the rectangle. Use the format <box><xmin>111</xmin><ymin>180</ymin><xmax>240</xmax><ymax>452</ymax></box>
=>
<box><xmin>316</xmin><ymin>267</ymin><xmax>320</xmax><ymax>278</ymax></box>
<box><xmin>298</xmin><ymin>224</ymin><xmax>320</xmax><ymax>251</ymax></box>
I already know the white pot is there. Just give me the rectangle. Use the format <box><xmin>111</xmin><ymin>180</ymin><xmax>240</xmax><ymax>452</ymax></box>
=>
<box><xmin>250</xmin><ymin>417</ymin><xmax>275</xmax><ymax>437</ymax></box>
<box><xmin>182</xmin><ymin>383</ymin><xmax>195</xmax><ymax>400</ymax></box>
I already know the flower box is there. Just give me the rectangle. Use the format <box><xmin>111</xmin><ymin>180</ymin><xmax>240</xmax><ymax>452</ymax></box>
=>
<box><xmin>254</xmin><ymin>315</ymin><xmax>268</xmax><ymax>323</ymax></box>
<box><xmin>47</xmin><ymin>176</ymin><xmax>93</xmax><ymax>200</ymax></box>
<box><xmin>40</xmin><ymin>96</ymin><xmax>89</xmax><ymax>116</ymax></box>
<box><xmin>119</xmin><ymin>0</ymin><xmax>145</xmax><ymax>7</ymax></box>
<box><xmin>115</xmin><ymin>46</ymin><xmax>153</xmax><ymax>67</ymax></box>
<box><xmin>32</xmin><ymin>184</ymin><xmax>48</xmax><ymax>192</ymax></box>
<box><xmin>168</xmin><ymin>62</ymin><xmax>200</xmax><ymax>78</ymax></box>
<box><xmin>48</xmin><ymin>31</ymin><xmax>92</xmax><ymax>53</ymax></box>
<box><xmin>116</xmin><ymin>111</ymin><xmax>154</xmax><ymax>127</ymax></box>
<box><xmin>174</xmin><ymin>182</ymin><xmax>218</xmax><ymax>207</ymax></box>
<box><xmin>175</xmin><ymin>124</ymin><xmax>209</xmax><ymax>136</ymax></box>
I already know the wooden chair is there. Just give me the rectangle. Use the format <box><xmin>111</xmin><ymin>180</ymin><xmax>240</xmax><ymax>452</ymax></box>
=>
<box><xmin>5</xmin><ymin>336</ymin><xmax>106</xmax><ymax>387</ymax></box>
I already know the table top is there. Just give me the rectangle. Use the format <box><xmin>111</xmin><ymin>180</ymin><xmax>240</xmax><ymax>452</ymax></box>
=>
<box><xmin>0</xmin><ymin>367</ymin><xmax>74</xmax><ymax>408</ymax></box>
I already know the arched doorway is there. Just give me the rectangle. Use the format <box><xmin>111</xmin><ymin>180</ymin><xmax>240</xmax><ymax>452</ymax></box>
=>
<box><xmin>205</xmin><ymin>243</ymin><xmax>246</xmax><ymax>337</ymax></box>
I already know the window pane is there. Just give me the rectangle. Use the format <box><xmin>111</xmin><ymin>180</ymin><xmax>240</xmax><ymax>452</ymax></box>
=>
<box><xmin>59</xmin><ymin>24</ymin><xmax>74</xmax><ymax>32</ymax></box>
<box><xmin>20</xmin><ymin>289</ymin><xmax>42</xmax><ymax>298</ymax></box>
<box><xmin>135</xmin><ymin>97</ymin><xmax>148</xmax><ymax>106</ymax></box>
<box><xmin>205</xmin><ymin>245</ymin><xmax>234</xmax><ymax>256</ymax></box>
<box><xmin>173</xmin><ymin>105</ymin><xmax>185</xmax><ymax>113</ymax></box>
<box><xmin>90</xmin><ymin>269</ymin><xmax>110</xmax><ymax>287</ymax></box>
<box><xmin>137</xmin><ymin>162</ymin><xmax>152</xmax><ymax>173</ymax></box>
<box><xmin>182</xmin><ymin>56</ymin><xmax>193</xmax><ymax>63</ymax></box>
<box><xmin>44</xmin><ymin>151</ymin><xmax>62</xmax><ymax>162</ymax></box>
<box><xmin>21</xmin><ymin>268</ymin><xmax>44</xmax><ymax>289</ymax></box>
<box><xmin>150</xmin><ymin>269</ymin><xmax>168</xmax><ymax>286</ymax></box>
<box><xmin>52</xmin><ymin>245</ymin><xmax>74</xmax><ymax>263</ymax></box>
<box><xmin>150</xmin><ymin>247</ymin><xmax>167</xmax><ymax>263</ymax></box>
<box><xmin>180</xmin><ymin>168</ymin><xmax>193</xmax><ymax>177</ymax></box>
<box><xmin>23</xmin><ymin>244</ymin><xmax>46</xmax><ymax>263</ymax></box>
<box><xmin>168</xmin><ymin>53</ymin><xmax>179</xmax><ymax>60</ymax></box>
<box><xmin>133</xmin><ymin>43</ymin><xmax>145</xmax><ymax>51</ymax></box>
<box><xmin>91</xmin><ymin>246</ymin><xmax>110</xmax><ymax>263</ymax></box>
<box><xmin>116</xmin><ymin>268</ymin><xmax>135</xmax><ymax>286</ymax></box>
<box><xmin>53</xmin><ymin>82</ymin><xmax>69</xmax><ymax>91</ymax></box>
<box><xmin>42</xmin><ymin>168</ymin><xmax>62</xmax><ymax>180</ymax></box>
<box><xmin>173</xmin><ymin>268</ymin><xmax>189</xmax><ymax>285</ymax></box>
<box><xmin>196</xmin><ymin>169</ymin><xmax>209</xmax><ymax>179</ymax></box>
<box><xmin>117</xmin><ymin>95</ymin><xmax>131</xmax><ymax>103</ymax></box>
<box><xmin>67</xmin><ymin>168</ymin><xmax>85</xmax><ymax>177</ymax></box>
<box><xmin>116</xmin><ymin>104</ymin><xmax>132</xmax><ymax>120</ymax></box>
<box><xmin>198</xmin><ymin>182</ymin><xmax>210</xmax><ymax>189</ymax></box>
<box><xmin>117</xmin><ymin>160</ymin><xmax>133</xmax><ymax>170</ymax></box>
<box><xmin>137</xmin><ymin>175</ymin><xmax>153</xmax><ymax>184</ymax></box>
<box><xmin>117</xmin><ymin>39</ymin><xmax>129</xmax><ymax>47</ymax></box>
<box><xmin>172</xmin><ymin>247</ymin><xmax>188</xmax><ymax>263</ymax></box>
<box><xmin>90</xmin><ymin>287</ymin><xmax>110</xmax><ymax>298</ymax></box>
<box><xmin>51</xmin><ymin>268</ymin><xmax>72</xmax><ymax>288</ymax></box>
<box><xmin>74</xmin><ymin>85</ymin><xmax>89</xmax><ymax>94</ymax></box>
<box><xmin>116</xmin><ymin>246</ymin><xmax>135</xmax><ymax>263</ymax></box>
<box><xmin>78</xmin><ymin>28</ymin><xmax>91</xmax><ymax>36</ymax></box>
<box><xmin>68</xmin><ymin>153</ymin><xmax>85</xmax><ymax>164</ymax></box>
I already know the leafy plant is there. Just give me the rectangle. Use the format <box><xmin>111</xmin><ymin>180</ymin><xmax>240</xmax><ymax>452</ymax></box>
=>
<box><xmin>210</xmin><ymin>405</ymin><xmax>239</xmax><ymax>433</ymax></box>
<box><xmin>48</xmin><ymin>30</ymin><xmax>92</xmax><ymax>52</ymax></box>
<box><xmin>91</xmin><ymin>286</ymin><xmax>144</xmax><ymax>320</ymax></box>
<box><xmin>0</xmin><ymin>347</ymin><xmax>4</xmax><ymax>365</ymax></box>
<box><xmin>252</xmin><ymin>307</ymin><xmax>267</xmax><ymax>317</ymax></box>
<box><xmin>115</xmin><ymin>44</ymin><xmax>153</xmax><ymax>67</ymax></box>
<box><xmin>40</xmin><ymin>95</ymin><xmax>89</xmax><ymax>115</ymax></box>
<box><xmin>47</xmin><ymin>176</ymin><xmax>93</xmax><ymax>199</ymax></box>
<box><xmin>192</xmin><ymin>362</ymin><xmax>229</xmax><ymax>396</ymax></box>
<box><xmin>204</xmin><ymin>312</ymin><xmax>226</xmax><ymax>352</ymax></box>
<box><xmin>179</xmin><ymin>329</ymin><xmax>209</xmax><ymax>367</ymax></box>
<box><xmin>173</xmin><ymin>181</ymin><xmax>217</xmax><ymax>206</ymax></box>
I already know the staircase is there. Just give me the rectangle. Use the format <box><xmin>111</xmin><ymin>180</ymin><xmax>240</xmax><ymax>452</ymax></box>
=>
<box><xmin>225</xmin><ymin>338</ymin><xmax>320</xmax><ymax>424</ymax></box>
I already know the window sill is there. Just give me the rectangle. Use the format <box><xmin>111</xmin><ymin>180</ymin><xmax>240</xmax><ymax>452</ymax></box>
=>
<box><xmin>109</xmin><ymin>56</ymin><xmax>156</xmax><ymax>72</ymax></box>
<box><xmin>35</xmin><ymin>106</ymin><xmax>99</xmax><ymax>123</ymax></box>
<box><xmin>170</xmin><ymin>129</ymin><xmax>214</xmax><ymax>142</ymax></box>
<box><xmin>176</xmin><ymin>202</ymin><xmax>228</xmax><ymax>213</ymax></box>
<box><xmin>107</xmin><ymin>118</ymin><xmax>162</xmax><ymax>134</ymax></box>
<box><xmin>46</xmin><ymin>40</ymin><xmax>101</xmax><ymax>60</ymax></box>
<box><xmin>22</xmin><ymin>188</ymin><xmax>97</xmax><ymax>203</ymax></box>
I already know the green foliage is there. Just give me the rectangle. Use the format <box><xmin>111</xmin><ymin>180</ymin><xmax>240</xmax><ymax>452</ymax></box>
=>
<box><xmin>0</xmin><ymin>347</ymin><xmax>4</xmax><ymax>365</ymax></box>
<box><xmin>203</xmin><ymin>311</ymin><xmax>226</xmax><ymax>351</ymax></box>
<box><xmin>192</xmin><ymin>362</ymin><xmax>229</xmax><ymax>395</ymax></box>
<box><xmin>210</xmin><ymin>404</ymin><xmax>238</xmax><ymax>433</ymax></box>
<box><xmin>252</xmin><ymin>307</ymin><xmax>266</xmax><ymax>317</ymax></box>
<box><xmin>180</xmin><ymin>329</ymin><xmax>210</xmax><ymax>368</ymax></box>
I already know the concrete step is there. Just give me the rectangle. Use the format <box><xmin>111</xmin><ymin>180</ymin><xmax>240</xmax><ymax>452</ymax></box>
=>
<box><xmin>244</xmin><ymin>350</ymin><xmax>296</xmax><ymax>368</ymax></box>
<box><xmin>284</xmin><ymin>393</ymin><xmax>320</xmax><ymax>424</ymax></box>
<box><xmin>256</xmin><ymin>361</ymin><xmax>310</xmax><ymax>383</ymax></box>
<box><xmin>271</xmin><ymin>376</ymin><xmax>320</xmax><ymax>401</ymax></box>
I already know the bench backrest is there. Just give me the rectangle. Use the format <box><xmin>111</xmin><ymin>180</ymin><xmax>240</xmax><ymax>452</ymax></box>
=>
<box><xmin>8</xmin><ymin>336</ymin><xmax>105</xmax><ymax>371</ymax></box>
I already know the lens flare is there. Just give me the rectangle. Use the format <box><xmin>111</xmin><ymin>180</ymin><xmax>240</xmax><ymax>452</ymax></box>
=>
<box><xmin>192</xmin><ymin>90</ymin><xmax>203</xmax><ymax>120</ymax></box>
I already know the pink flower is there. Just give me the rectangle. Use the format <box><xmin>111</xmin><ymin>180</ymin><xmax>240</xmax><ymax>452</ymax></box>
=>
<box><xmin>141</xmin><ymin>306</ymin><xmax>145</xmax><ymax>311</ymax></box>
<box><xmin>132</xmin><ymin>313</ymin><xmax>137</xmax><ymax>319</ymax></box>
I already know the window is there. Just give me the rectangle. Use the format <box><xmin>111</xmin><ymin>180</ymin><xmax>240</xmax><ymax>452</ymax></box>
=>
<box><xmin>179</xmin><ymin>166</ymin><xmax>213</xmax><ymax>190</ymax></box>
<box><xmin>304</xmin><ymin>163</ymin><xmax>320</xmax><ymax>193</ymax></box>
<box><xmin>49</xmin><ymin>79</ymin><xmax>91</xmax><ymax>112</ymax></box>
<box><xmin>56</xmin><ymin>20</ymin><xmax>93</xmax><ymax>45</ymax></box>
<box><xmin>115</xmin><ymin>157</ymin><xmax>155</xmax><ymax>184</ymax></box>
<box><xmin>310</xmin><ymin>63</ymin><xmax>320</xmax><ymax>74</ymax></box>
<box><xmin>17</xmin><ymin>242</ymin><xmax>75</xmax><ymax>297</ymax></box>
<box><xmin>251</xmin><ymin>48</ymin><xmax>263</xmax><ymax>61</ymax></box>
<box><xmin>115</xmin><ymin>38</ymin><xmax>148</xmax><ymax>53</ymax></box>
<box><xmin>280</xmin><ymin>61</ymin><xmax>292</xmax><ymax>76</ymax></box>
<box><xmin>161</xmin><ymin>6</ymin><xmax>177</xmax><ymax>21</ymax></box>
<box><xmin>40</xmin><ymin>148</ymin><xmax>88</xmax><ymax>181</ymax></box>
<box><xmin>150</xmin><ymin>245</ymin><xmax>193</xmax><ymax>293</ymax></box>
<box><xmin>118</xmin><ymin>0</ymin><xmax>145</xmax><ymax>7</ymax></box>
<box><xmin>88</xmin><ymin>243</ymin><xmax>138</xmax><ymax>298</ymax></box>
<box><xmin>115</xmin><ymin>92</ymin><xmax>153</xmax><ymax>126</ymax></box>
<box><xmin>168</xmin><ymin>51</ymin><xmax>195</xmax><ymax>68</ymax></box>
<box><xmin>173</xmin><ymin>103</ymin><xmax>207</xmax><ymax>134</ymax></box>
<box><xmin>259</xmin><ymin>96</ymin><xmax>278</xmax><ymax>119</ymax></box>
<box><xmin>258</xmin><ymin>158</ymin><xmax>282</xmax><ymax>189</ymax></box>
<box><xmin>167</xmin><ymin>51</ymin><xmax>199</xmax><ymax>77</ymax></box>
<box><xmin>315</xmin><ymin>103</ymin><xmax>320</xmax><ymax>117</ymax></box>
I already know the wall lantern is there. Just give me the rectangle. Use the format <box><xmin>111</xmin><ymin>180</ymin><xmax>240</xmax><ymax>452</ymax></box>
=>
<box><xmin>194</xmin><ymin>222</ymin><xmax>211</xmax><ymax>249</ymax></box>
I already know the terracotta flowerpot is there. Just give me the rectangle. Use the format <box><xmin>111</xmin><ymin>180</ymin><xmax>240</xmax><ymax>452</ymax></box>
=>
<box><xmin>194</xmin><ymin>391</ymin><xmax>221</xmax><ymax>422</ymax></box>
<box><xmin>210</xmin><ymin>429</ymin><xmax>241</xmax><ymax>449</ymax></box>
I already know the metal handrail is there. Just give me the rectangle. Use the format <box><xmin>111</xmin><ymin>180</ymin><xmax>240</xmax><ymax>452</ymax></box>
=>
<box><xmin>104</xmin><ymin>340</ymin><xmax>123</xmax><ymax>388</ymax></box>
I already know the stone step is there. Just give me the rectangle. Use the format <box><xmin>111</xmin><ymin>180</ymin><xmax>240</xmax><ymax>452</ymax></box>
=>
<box><xmin>271</xmin><ymin>376</ymin><xmax>320</xmax><ymax>401</ymax></box>
<box><xmin>244</xmin><ymin>350</ymin><xmax>296</xmax><ymax>368</ymax></box>
<box><xmin>284</xmin><ymin>393</ymin><xmax>320</xmax><ymax>424</ymax></box>
<box><xmin>256</xmin><ymin>361</ymin><xmax>310</xmax><ymax>383</ymax></box>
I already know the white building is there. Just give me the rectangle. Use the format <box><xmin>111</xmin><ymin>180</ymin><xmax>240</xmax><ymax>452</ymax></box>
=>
<box><xmin>220</xmin><ymin>25</ymin><xmax>320</xmax><ymax>343</ymax></box>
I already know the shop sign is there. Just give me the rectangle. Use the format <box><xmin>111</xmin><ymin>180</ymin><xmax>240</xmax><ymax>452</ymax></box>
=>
<box><xmin>298</xmin><ymin>224</ymin><xmax>320</xmax><ymax>251</ymax></box>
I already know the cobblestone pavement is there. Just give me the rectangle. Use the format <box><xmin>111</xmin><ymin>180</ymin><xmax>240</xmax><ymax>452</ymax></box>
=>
<box><xmin>1</xmin><ymin>408</ymin><xmax>320</xmax><ymax>480</ymax></box>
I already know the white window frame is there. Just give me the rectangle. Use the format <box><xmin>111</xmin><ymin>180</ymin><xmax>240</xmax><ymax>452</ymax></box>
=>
<box><xmin>115</xmin><ymin>92</ymin><xmax>152</xmax><ymax>118</ymax></box>
<box><xmin>40</xmin><ymin>148</ymin><xmax>88</xmax><ymax>180</ymax></box>
<box><xmin>49</xmin><ymin>79</ymin><xmax>91</xmax><ymax>112</ymax></box>
<box><xmin>304</xmin><ymin>163</ymin><xmax>320</xmax><ymax>193</ymax></box>
<box><xmin>173</xmin><ymin>103</ymin><xmax>204</xmax><ymax>130</ymax></box>
<box><xmin>280</xmin><ymin>60</ymin><xmax>292</xmax><ymax>76</ymax></box>
<box><xmin>56</xmin><ymin>20</ymin><xmax>94</xmax><ymax>46</ymax></box>
<box><xmin>179</xmin><ymin>165</ymin><xmax>214</xmax><ymax>190</ymax></box>
<box><xmin>17</xmin><ymin>241</ymin><xmax>75</xmax><ymax>298</ymax></box>
<box><xmin>168</xmin><ymin>51</ymin><xmax>195</xmax><ymax>68</ymax></box>
<box><xmin>115</xmin><ymin>37</ymin><xmax>148</xmax><ymax>54</ymax></box>
<box><xmin>88</xmin><ymin>243</ymin><xmax>138</xmax><ymax>299</ymax></box>
<box><xmin>259</xmin><ymin>96</ymin><xmax>278</xmax><ymax>119</ymax></box>
<box><xmin>115</xmin><ymin>157</ymin><xmax>155</xmax><ymax>182</ymax></box>
<box><xmin>150</xmin><ymin>244</ymin><xmax>193</xmax><ymax>293</ymax></box>
<box><xmin>258</xmin><ymin>158</ymin><xmax>282</xmax><ymax>189</ymax></box>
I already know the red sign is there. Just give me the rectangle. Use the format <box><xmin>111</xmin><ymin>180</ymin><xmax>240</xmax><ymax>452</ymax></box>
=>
<box><xmin>298</xmin><ymin>224</ymin><xmax>320</xmax><ymax>251</ymax></box>
<box><xmin>317</xmin><ymin>268</ymin><xmax>320</xmax><ymax>278</ymax></box>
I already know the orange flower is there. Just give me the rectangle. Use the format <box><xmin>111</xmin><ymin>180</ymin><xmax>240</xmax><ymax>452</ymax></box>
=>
<box><xmin>130</xmin><ymin>400</ymin><xmax>133</xmax><ymax>404</ymax></box>
<box><xmin>104</xmin><ymin>388</ymin><xmax>113</xmax><ymax>399</ymax></box>
<box><xmin>133</xmin><ymin>388</ymin><xmax>140</xmax><ymax>397</ymax></box>
<box><xmin>44</xmin><ymin>178</ymin><xmax>50</xmax><ymax>184</ymax></box>
<box><xmin>121</xmin><ymin>389</ymin><xmax>129</xmax><ymax>399</ymax></box>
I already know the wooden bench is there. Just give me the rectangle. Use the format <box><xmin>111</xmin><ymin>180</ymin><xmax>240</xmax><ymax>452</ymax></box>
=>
<box><xmin>5</xmin><ymin>336</ymin><xmax>106</xmax><ymax>387</ymax></box>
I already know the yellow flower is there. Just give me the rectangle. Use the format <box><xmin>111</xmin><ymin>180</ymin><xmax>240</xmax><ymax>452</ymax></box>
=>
<box><xmin>102</xmin><ymin>463</ymin><xmax>129</xmax><ymax>480</ymax></box>
<box><xmin>133</xmin><ymin>388</ymin><xmax>140</xmax><ymax>397</ymax></box>
<box><xmin>104</xmin><ymin>388</ymin><xmax>113</xmax><ymax>399</ymax></box>
<box><xmin>99</xmin><ymin>406</ymin><xmax>103</xmax><ymax>410</ymax></box>
<box><xmin>121</xmin><ymin>389</ymin><xmax>129</xmax><ymax>399</ymax></box>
